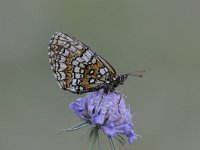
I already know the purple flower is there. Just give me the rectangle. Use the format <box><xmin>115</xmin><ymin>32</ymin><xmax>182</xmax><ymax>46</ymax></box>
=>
<box><xmin>69</xmin><ymin>90</ymin><xmax>137</xmax><ymax>144</ymax></box>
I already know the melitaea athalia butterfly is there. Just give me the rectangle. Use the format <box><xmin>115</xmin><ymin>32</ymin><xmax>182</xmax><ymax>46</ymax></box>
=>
<box><xmin>48</xmin><ymin>32</ymin><xmax>142</xmax><ymax>94</ymax></box>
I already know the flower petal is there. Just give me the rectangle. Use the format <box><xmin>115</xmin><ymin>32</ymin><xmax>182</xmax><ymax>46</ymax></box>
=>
<box><xmin>69</xmin><ymin>90</ymin><xmax>137</xmax><ymax>144</ymax></box>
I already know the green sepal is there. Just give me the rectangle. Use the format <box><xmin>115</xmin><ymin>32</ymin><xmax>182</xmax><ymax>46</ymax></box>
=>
<box><xmin>115</xmin><ymin>135</ymin><xmax>126</xmax><ymax>146</ymax></box>
<box><xmin>58</xmin><ymin>121</ymin><xmax>88</xmax><ymax>134</ymax></box>
<box><xmin>109</xmin><ymin>138</ymin><xmax>118</xmax><ymax>150</ymax></box>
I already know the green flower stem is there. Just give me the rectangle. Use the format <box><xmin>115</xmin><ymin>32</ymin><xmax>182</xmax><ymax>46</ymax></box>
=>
<box><xmin>97</xmin><ymin>130</ymin><xmax>102</xmax><ymax>150</ymax></box>
<box><xmin>88</xmin><ymin>127</ymin><xmax>98</xmax><ymax>150</ymax></box>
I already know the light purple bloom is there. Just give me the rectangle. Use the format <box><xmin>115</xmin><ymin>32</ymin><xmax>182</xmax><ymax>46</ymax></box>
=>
<box><xmin>69</xmin><ymin>90</ymin><xmax>137</xmax><ymax>144</ymax></box>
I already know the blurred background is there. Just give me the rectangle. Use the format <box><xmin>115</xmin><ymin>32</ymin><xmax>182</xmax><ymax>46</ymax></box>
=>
<box><xmin>0</xmin><ymin>0</ymin><xmax>200</xmax><ymax>150</ymax></box>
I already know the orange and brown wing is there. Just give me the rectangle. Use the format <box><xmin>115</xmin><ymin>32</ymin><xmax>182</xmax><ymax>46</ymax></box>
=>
<box><xmin>48</xmin><ymin>32</ymin><xmax>117</xmax><ymax>94</ymax></box>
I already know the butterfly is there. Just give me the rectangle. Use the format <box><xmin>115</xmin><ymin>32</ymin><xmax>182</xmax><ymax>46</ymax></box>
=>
<box><xmin>48</xmin><ymin>32</ymin><xmax>142</xmax><ymax>94</ymax></box>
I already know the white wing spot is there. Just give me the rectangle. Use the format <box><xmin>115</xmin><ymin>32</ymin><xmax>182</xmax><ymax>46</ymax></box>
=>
<box><xmin>75</xmin><ymin>44</ymin><xmax>83</xmax><ymax>49</ymax></box>
<box><xmin>79</xmin><ymin>86</ymin><xmax>84</xmax><ymax>91</ymax></box>
<box><xmin>62</xmin><ymin>50</ymin><xmax>69</xmax><ymax>56</ymax></box>
<box><xmin>89</xmin><ymin>70</ymin><xmax>94</xmax><ymax>74</ymax></box>
<box><xmin>92</xmin><ymin>58</ymin><xmax>96</xmax><ymax>64</ymax></box>
<box><xmin>72</xmin><ymin>79</ymin><xmax>77</xmax><ymax>86</ymax></box>
<box><xmin>58</xmin><ymin>56</ymin><xmax>66</xmax><ymax>63</ymax></box>
<box><xmin>75</xmin><ymin>73</ymin><xmax>82</xmax><ymax>79</ymax></box>
<box><xmin>85</xmin><ymin>50</ymin><xmax>93</xmax><ymax>59</ymax></box>
<box><xmin>58</xmin><ymin>63</ymin><xmax>66</xmax><ymax>71</ymax></box>
<box><xmin>80</xmin><ymin>69</ymin><xmax>84</xmax><ymax>73</ymax></box>
<box><xmin>82</xmin><ymin>54</ymin><xmax>89</xmax><ymax>62</ymax></box>
<box><xmin>89</xmin><ymin>78</ymin><xmax>95</xmax><ymax>84</ymax></box>
<box><xmin>76</xmin><ymin>57</ymin><xmax>84</xmax><ymax>62</ymax></box>
<box><xmin>69</xmin><ymin>45</ymin><xmax>76</xmax><ymax>52</ymax></box>
<box><xmin>79</xmin><ymin>63</ymin><xmax>85</xmax><ymax>68</ymax></box>
<box><xmin>57</xmin><ymin>32</ymin><xmax>62</xmax><ymax>36</ymax></box>
<box><xmin>72</xmin><ymin>60</ymin><xmax>79</xmax><ymax>65</ymax></box>
<box><xmin>74</xmin><ymin>66</ymin><xmax>80</xmax><ymax>72</ymax></box>
<box><xmin>55</xmin><ymin>72</ymin><xmax>64</xmax><ymax>80</ymax></box>
<box><xmin>99</xmin><ymin>68</ymin><xmax>106</xmax><ymax>75</ymax></box>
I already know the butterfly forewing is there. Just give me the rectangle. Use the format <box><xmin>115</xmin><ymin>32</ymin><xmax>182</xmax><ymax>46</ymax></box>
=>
<box><xmin>48</xmin><ymin>32</ymin><xmax>117</xmax><ymax>94</ymax></box>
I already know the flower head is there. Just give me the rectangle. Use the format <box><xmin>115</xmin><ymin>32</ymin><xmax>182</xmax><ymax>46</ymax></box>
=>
<box><xmin>69</xmin><ymin>90</ymin><xmax>137</xmax><ymax>144</ymax></box>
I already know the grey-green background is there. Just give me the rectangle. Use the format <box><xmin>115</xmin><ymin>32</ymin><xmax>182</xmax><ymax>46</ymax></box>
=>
<box><xmin>0</xmin><ymin>0</ymin><xmax>200</xmax><ymax>150</ymax></box>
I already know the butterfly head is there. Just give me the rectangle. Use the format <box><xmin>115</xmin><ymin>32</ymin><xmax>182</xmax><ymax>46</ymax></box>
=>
<box><xmin>117</xmin><ymin>74</ymin><xmax>128</xmax><ymax>85</ymax></box>
<box><xmin>115</xmin><ymin>71</ymin><xmax>144</xmax><ymax>86</ymax></box>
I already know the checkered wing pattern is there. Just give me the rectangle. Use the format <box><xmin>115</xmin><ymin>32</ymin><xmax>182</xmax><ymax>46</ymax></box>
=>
<box><xmin>48</xmin><ymin>32</ymin><xmax>117</xmax><ymax>94</ymax></box>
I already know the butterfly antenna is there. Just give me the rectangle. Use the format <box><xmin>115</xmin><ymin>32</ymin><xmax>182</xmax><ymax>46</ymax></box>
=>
<box><xmin>127</xmin><ymin>70</ymin><xmax>145</xmax><ymax>78</ymax></box>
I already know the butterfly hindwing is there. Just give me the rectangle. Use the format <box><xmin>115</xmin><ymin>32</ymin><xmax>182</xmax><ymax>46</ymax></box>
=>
<box><xmin>48</xmin><ymin>32</ymin><xmax>117</xmax><ymax>94</ymax></box>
